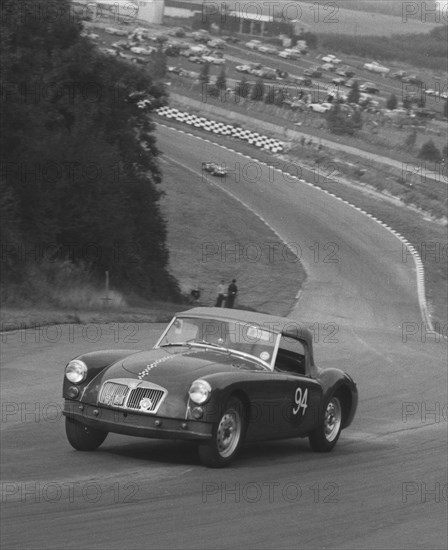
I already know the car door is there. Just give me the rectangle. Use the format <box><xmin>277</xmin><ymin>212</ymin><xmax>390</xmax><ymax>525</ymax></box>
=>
<box><xmin>273</xmin><ymin>336</ymin><xmax>322</xmax><ymax>437</ymax></box>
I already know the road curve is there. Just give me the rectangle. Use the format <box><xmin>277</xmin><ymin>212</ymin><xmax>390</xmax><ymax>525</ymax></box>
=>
<box><xmin>1</xmin><ymin>127</ymin><xmax>446</xmax><ymax>550</ymax></box>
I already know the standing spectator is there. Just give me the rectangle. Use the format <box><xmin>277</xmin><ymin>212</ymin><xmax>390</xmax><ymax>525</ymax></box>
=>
<box><xmin>215</xmin><ymin>279</ymin><xmax>226</xmax><ymax>307</ymax></box>
<box><xmin>225</xmin><ymin>279</ymin><xmax>238</xmax><ymax>308</ymax></box>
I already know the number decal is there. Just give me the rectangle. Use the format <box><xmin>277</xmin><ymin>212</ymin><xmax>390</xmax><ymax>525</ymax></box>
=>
<box><xmin>293</xmin><ymin>387</ymin><xmax>309</xmax><ymax>416</ymax></box>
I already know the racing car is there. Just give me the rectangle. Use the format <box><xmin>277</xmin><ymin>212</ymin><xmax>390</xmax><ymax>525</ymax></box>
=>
<box><xmin>63</xmin><ymin>308</ymin><xmax>358</xmax><ymax>467</ymax></box>
<box><xmin>201</xmin><ymin>162</ymin><xmax>227</xmax><ymax>177</ymax></box>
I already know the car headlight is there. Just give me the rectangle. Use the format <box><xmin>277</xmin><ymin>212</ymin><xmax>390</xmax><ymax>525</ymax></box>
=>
<box><xmin>65</xmin><ymin>360</ymin><xmax>87</xmax><ymax>384</ymax></box>
<box><xmin>189</xmin><ymin>379</ymin><xmax>211</xmax><ymax>405</ymax></box>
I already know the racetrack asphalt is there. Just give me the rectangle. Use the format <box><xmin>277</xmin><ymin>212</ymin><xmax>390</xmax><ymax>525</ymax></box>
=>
<box><xmin>1</xmin><ymin>126</ymin><xmax>446</xmax><ymax>550</ymax></box>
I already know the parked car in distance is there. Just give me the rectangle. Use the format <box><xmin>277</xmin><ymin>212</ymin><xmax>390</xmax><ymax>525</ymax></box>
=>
<box><xmin>308</xmin><ymin>102</ymin><xmax>332</xmax><ymax>112</ymax></box>
<box><xmin>223</xmin><ymin>35</ymin><xmax>239</xmax><ymax>43</ymax></box>
<box><xmin>258</xmin><ymin>44</ymin><xmax>278</xmax><ymax>54</ymax></box>
<box><xmin>278</xmin><ymin>49</ymin><xmax>301</xmax><ymax>59</ymax></box>
<box><xmin>359</xmin><ymin>82</ymin><xmax>380</xmax><ymax>94</ymax></box>
<box><xmin>207</xmin><ymin>39</ymin><xmax>225</xmax><ymax>49</ymax></box>
<box><xmin>188</xmin><ymin>55</ymin><xmax>207</xmax><ymax>64</ymax></box>
<box><xmin>321</xmin><ymin>63</ymin><xmax>336</xmax><ymax>72</ymax></box>
<box><xmin>283</xmin><ymin>98</ymin><xmax>307</xmax><ymax>111</ymax></box>
<box><xmin>202</xmin><ymin>55</ymin><xmax>225</xmax><ymax>65</ymax></box>
<box><xmin>130</xmin><ymin>46</ymin><xmax>155</xmax><ymax>56</ymax></box>
<box><xmin>99</xmin><ymin>48</ymin><xmax>117</xmax><ymax>56</ymax></box>
<box><xmin>391</xmin><ymin>70</ymin><xmax>408</xmax><ymax>79</ymax></box>
<box><xmin>336</xmin><ymin>66</ymin><xmax>356</xmax><ymax>78</ymax></box>
<box><xmin>167</xmin><ymin>65</ymin><xmax>185</xmax><ymax>75</ymax></box>
<box><xmin>105</xmin><ymin>27</ymin><xmax>128</xmax><ymax>36</ymax></box>
<box><xmin>363</xmin><ymin>61</ymin><xmax>390</xmax><ymax>74</ymax></box>
<box><xmin>402</xmin><ymin>74</ymin><xmax>423</xmax><ymax>85</ymax></box>
<box><xmin>112</xmin><ymin>40</ymin><xmax>128</xmax><ymax>50</ymax></box>
<box><xmin>246</xmin><ymin>40</ymin><xmax>262</xmax><ymax>50</ymax></box>
<box><xmin>192</xmin><ymin>30</ymin><xmax>210</xmax><ymax>43</ymax></box>
<box><xmin>190</xmin><ymin>44</ymin><xmax>210</xmax><ymax>54</ymax></box>
<box><xmin>287</xmin><ymin>75</ymin><xmax>313</xmax><ymax>87</ymax></box>
<box><xmin>322</xmin><ymin>54</ymin><xmax>341</xmax><ymax>64</ymax></box>
<box><xmin>304</xmin><ymin>67</ymin><xmax>322</xmax><ymax>78</ymax></box>
<box><xmin>236</xmin><ymin>64</ymin><xmax>252</xmax><ymax>73</ymax></box>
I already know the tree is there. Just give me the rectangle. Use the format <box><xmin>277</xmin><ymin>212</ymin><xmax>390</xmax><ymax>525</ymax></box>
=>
<box><xmin>300</xmin><ymin>31</ymin><xmax>318</xmax><ymax>49</ymax></box>
<box><xmin>250</xmin><ymin>78</ymin><xmax>265</xmax><ymax>101</ymax></box>
<box><xmin>352</xmin><ymin>109</ymin><xmax>363</xmax><ymax>130</ymax></box>
<box><xmin>386</xmin><ymin>93</ymin><xmax>398</xmax><ymax>110</ymax></box>
<box><xmin>198</xmin><ymin>62</ymin><xmax>210</xmax><ymax>85</ymax></box>
<box><xmin>347</xmin><ymin>81</ymin><xmax>360</xmax><ymax>104</ymax></box>
<box><xmin>402</xmin><ymin>96</ymin><xmax>412</xmax><ymax>110</ymax></box>
<box><xmin>418</xmin><ymin>140</ymin><xmax>442</xmax><ymax>162</ymax></box>
<box><xmin>327</xmin><ymin>103</ymin><xmax>354</xmax><ymax>135</ymax></box>
<box><xmin>444</xmin><ymin>100</ymin><xmax>448</xmax><ymax>118</ymax></box>
<box><xmin>274</xmin><ymin>90</ymin><xmax>286</xmax><ymax>107</ymax></box>
<box><xmin>264</xmin><ymin>86</ymin><xmax>275</xmax><ymax>104</ymax></box>
<box><xmin>0</xmin><ymin>0</ymin><xmax>179</xmax><ymax>299</ymax></box>
<box><xmin>404</xmin><ymin>129</ymin><xmax>417</xmax><ymax>150</ymax></box>
<box><xmin>149</xmin><ymin>46</ymin><xmax>167</xmax><ymax>78</ymax></box>
<box><xmin>215</xmin><ymin>66</ymin><xmax>227</xmax><ymax>91</ymax></box>
<box><xmin>207</xmin><ymin>84</ymin><xmax>220</xmax><ymax>97</ymax></box>
<box><xmin>236</xmin><ymin>77</ymin><xmax>250</xmax><ymax>99</ymax></box>
<box><xmin>417</xmin><ymin>94</ymin><xmax>426</xmax><ymax>108</ymax></box>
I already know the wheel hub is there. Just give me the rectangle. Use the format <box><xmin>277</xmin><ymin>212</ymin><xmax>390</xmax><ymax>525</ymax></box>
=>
<box><xmin>216</xmin><ymin>411</ymin><xmax>241</xmax><ymax>457</ymax></box>
<box><xmin>323</xmin><ymin>399</ymin><xmax>341</xmax><ymax>442</ymax></box>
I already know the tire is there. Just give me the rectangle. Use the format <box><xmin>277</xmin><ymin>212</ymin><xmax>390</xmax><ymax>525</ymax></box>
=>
<box><xmin>309</xmin><ymin>396</ymin><xmax>342</xmax><ymax>452</ymax></box>
<box><xmin>198</xmin><ymin>397</ymin><xmax>246</xmax><ymax>468</ymax></box>
<box><xmin>65</xmin><ymin>417</ymin><xmax>108</xmax><ymax>451</ymax></box>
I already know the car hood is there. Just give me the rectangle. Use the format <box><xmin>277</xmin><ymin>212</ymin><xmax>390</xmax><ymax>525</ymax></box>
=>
<box><xmin>101</xmin><ymin>346</ymin><xmax>262</xmax><ymax>388</ymax></box>
<box><xmin>81</xmin><ymin>346</ymin><xmax>263</xmax><ymax>415</ymax></box>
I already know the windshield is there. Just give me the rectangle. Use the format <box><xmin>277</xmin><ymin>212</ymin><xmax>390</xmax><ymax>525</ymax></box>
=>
<box><xmin>156</xmin><ymin>316</ymin><xmax>278</xmax><ymax>368</ymax></box>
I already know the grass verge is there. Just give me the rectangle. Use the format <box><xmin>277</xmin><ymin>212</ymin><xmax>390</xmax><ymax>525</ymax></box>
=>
<box><xmin>158</xmin><ymin>156</ymin><xmax>306</xmax><ymax>316</ymax></box>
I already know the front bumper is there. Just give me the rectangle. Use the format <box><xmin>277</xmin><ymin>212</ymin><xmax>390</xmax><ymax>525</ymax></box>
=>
<box><xmin>63</xmin><ymin>400</ymin><xmax>213</xmax><ymax>441</ymax></box>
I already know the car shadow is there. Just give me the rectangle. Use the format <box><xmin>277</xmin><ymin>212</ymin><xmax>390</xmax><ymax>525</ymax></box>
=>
<box><xmin>98</xmin><ymin>432</ymin><xmax>386</xmax><ymax>468</ymax></box>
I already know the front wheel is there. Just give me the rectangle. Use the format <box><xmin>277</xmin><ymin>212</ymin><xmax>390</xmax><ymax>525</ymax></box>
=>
<box><xmin>309</xmin><ymin>396</ymin><xmax>342</xmax><ymax>452</ymax></box>
<box><xmin>65</xmin><ymin>417</ymin><xmax>108</xmax><ymax>451</ymax></box>
<box><xmin>198</xmin><ymin>397</ymin><xmax>246</xmax><ymax>468</ymax></box>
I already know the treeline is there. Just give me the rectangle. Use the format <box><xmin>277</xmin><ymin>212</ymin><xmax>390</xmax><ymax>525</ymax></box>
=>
<box><xmin>318</xmin><ymin>25</ymin><xmax>448</xmax><ymax>71</ymax></box>
<box><xmin>0</xmin><ymin>0</ymin><xmax>180</xmax><ymax>303</ymax></box>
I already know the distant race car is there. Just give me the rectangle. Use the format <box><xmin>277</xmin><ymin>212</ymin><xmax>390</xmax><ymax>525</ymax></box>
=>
<box><xmin>62</xmin><ymin>307</ymin><xmax>358</xmax><ymax>467</ymax></box>
<box><xmin>202</xmin><ymin>162</ymin><xmax>227</xmax><ymax>177</ymax></box>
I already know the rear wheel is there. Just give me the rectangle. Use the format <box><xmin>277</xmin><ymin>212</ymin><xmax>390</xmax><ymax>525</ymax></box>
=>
<box><xmin>198</xmin><ymin>397</ymin><xmax>246</xmax><ymax>468</ymax></box>
<box><xmin>309</xmin><ymin>396</ymin><xmax>342</xmax><ymax>452</ymax></box>
<box><xmin>65</xmin><ymin>418</ymin><xmax>108</xmax><ymax>451</ymax></box>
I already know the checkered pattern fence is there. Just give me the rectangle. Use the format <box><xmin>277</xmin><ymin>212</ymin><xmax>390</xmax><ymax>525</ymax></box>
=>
<box><xmin>156</xmin><ymin>107</ymin><xmax>284</xmax><ymax>153</ymax></box>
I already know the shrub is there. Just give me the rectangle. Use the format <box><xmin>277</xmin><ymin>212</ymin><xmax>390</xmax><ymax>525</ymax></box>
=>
<box><xmin>347</xmin><ymin>81</ymin><xmax>360</xmax><ymax>104</ymax></box>
<box><xmin>418</xmin><ymin>140</ymin><xmax>442</xmax><ymax>162</ymax></box>
<box><xmin>250</xmin><ymin>78</ymin><xmax>265</xmax><ymax>101</ymax></box>
<box><xmin>386</xmin><ymin>93</ymin><xmax>398</xmax><ymax>110</ymax></box>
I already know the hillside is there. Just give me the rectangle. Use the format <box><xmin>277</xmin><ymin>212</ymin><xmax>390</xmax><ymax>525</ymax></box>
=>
<box><xmin>0</xmin><ymin>0</ymin><xmax>180</xmax><ymax>307</ymax></box>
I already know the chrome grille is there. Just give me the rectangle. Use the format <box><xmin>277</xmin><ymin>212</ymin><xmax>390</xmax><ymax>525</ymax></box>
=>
<box><xmin>98</xmin><ymin>381</ymin><xmax>129</xmax><ymax>407</ymax></box>
<box><xmin>97</xmin><ymin>379</ymin><xmax>167</xmax><ymax>414</ymax></box>
<box><xmin>127</xmin><ymin>387</ymin><xmax>165</xmax><ymax>412</ymax></box>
